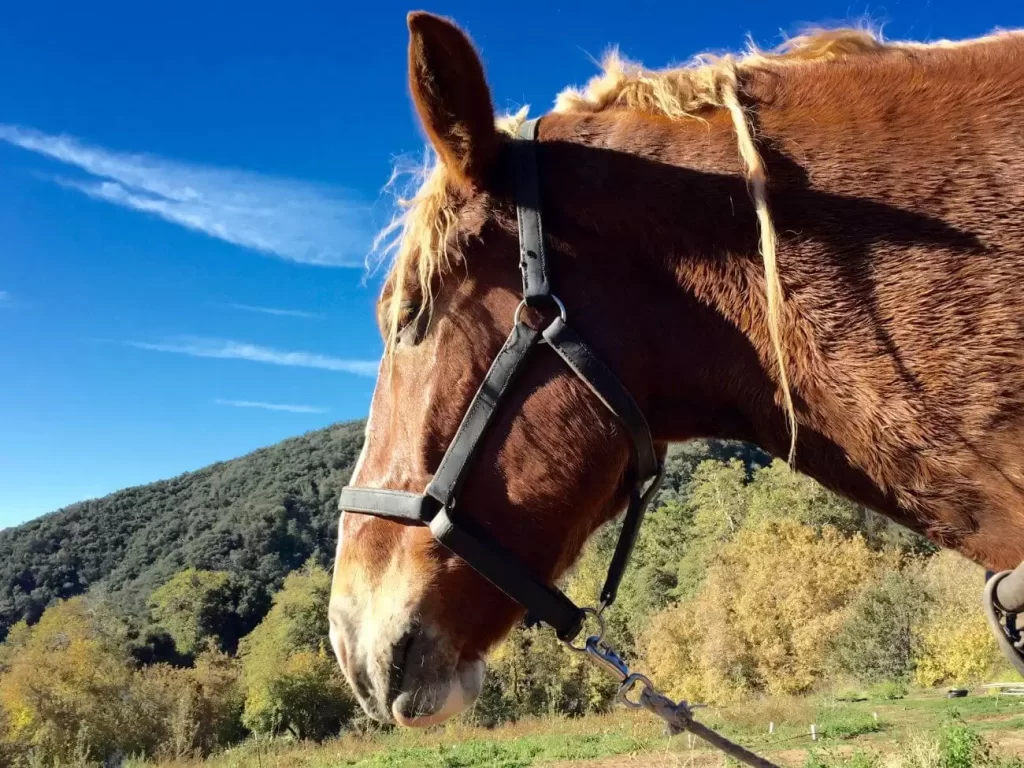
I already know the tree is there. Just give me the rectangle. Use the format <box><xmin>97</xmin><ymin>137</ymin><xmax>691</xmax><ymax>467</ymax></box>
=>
<box><xmin>0</xmin><ymin>596</ymin><xmax>141</xmax><ymax>762</ymax></box>
<box><xmin>239</xmin><ymin>561</ymin><xmax>354</xmax><ymax>740</ymax></box>
<box><xmin>477</xmin><ymin>623</ymin><xmax>614</xmax><ymax>724</ymax></box>
<box><xmin>672</xmin><ymin>459</ymin><xmax>750</xmax><ymax>600</ymax></box>
<box><xmin>0</xmin><ymin>704</ymin><xmax>22</xmax><ymax>768</ymax></box>
<box><xmin>149</xmin><ymin>568</ymin><xmax>239</xmax><ymax>655</ymax></box>
<box><xmin>642</xmin><ymin>519</ymin><xmax>884</xmax><ymax>703</ymax></box>
<box><xmin>617</xmin><ymin>499</ymin><xmax>695</xmax><ymax>624</ymax></box>
<box><xmin>0</xmin><ymin>596</ymin><xmax>247</xmax><ymax>764</ymax></box>
<box><xmin>914</xmin><ymin>551</ymin><xmax>1009</xmax><ymax>686</ymax></box>
<box><xmin>653</xmin><ymin>440</ymin><xmax>769</xmax><ymax>508</ymax></box>
<box><xmin>190</xmin><ymin>647</ymin><xmax>246</xmax><ymax>747</ymax></box>
<box><xmin>130</xmin><ymin>648</ymin><xmax>244</xmax><ymax>759</ymax></box>
<box><xmin>689</xmin><ymin>459</ymin><xmax>750</xmax><ymax>540</ymax></box>
<box><xmin>830</xmin><ymin>567</ymin><xmax>931</xmax><ymax>683</ymax></box>
<box><xmin>558</xmin><ymin>498</ymin><xmax>692</xmax><ymax>658</ymax></box>
<box><xmin>745</xmin><ymin>460</ymin><xmax>867</xmax><ymax>535</ymax></box>
<box><xmin>254</xmin><ymin>650</ymin><xmax>352</xmax><ymax>740</ymax></box>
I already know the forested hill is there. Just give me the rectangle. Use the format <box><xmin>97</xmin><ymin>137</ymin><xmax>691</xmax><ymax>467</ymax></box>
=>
<box><xmin>0</xmin><ymin>420</ymin><xmax>366</xmax><ymax>642</ymax></box>
<box><xmin>0</xmin><ymin>418</ymin><xmax>766</xmax><ymax>643</ymax></box>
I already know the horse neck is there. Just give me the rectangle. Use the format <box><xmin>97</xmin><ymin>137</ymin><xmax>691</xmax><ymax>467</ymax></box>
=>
<box><xmin>538</xmin><ymin>40</ymin><xmax>1024</xmax><ymax>560</ymax></box>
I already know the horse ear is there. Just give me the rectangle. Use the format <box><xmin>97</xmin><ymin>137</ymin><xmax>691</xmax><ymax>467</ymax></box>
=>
<box><xmin>407</xmin><ymin>11</ymin><xmax>497</xmax><ymax>188</ymax></box>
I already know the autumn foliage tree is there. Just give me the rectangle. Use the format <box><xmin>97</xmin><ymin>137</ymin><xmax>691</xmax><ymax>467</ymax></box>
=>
<box><xmin>0</xmin><ymin>595</ymin><xmax>245</xmax><ymax>764</ymax></box>
<box><xmin>239</xmin><ymin>560</ymin><xmax>354</xmax><ymax>740</ymax></box>
<box><xmin>641</xmin><ymin>518</ymin><xmax>885</xmax><ymax>703</ymax></box>
<box><xmin>0</xmin><ymin>596</ymin><xmax>141</xmax><ymax>761</ymax></box>
<box><xmin>914</xmin><ymin>551</ymin><xmax>1007</xmax><ymax>686</ymax></box>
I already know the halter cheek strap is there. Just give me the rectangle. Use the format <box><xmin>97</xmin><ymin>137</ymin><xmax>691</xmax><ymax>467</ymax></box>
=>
<box><xmin>338</xmin><ymin>117</ymin><xmax>664</xmax><ymax>643</ymax></box>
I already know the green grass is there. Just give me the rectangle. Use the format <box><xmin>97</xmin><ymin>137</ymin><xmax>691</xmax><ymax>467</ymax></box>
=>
<box><xmin>802</xmin><ymin>710</ymin><xmax>1024</xmax><ymax>768</ymax></box>
<box><xmin>148</xmin><ymin>688</ymin><xmax>1024</xmax><ymax>768</ymax></box>
<box><xmin>145</xmin><ymin>715</ymin><xmax>667</xmax><ymax>768</ymax></box>
<box><xmin>327</xmin><ymin>730</ymin><xmax>647</xmax><ymax>767</ymax></box>
<box><xmin>337</xmin><ymin>742</ymin><xmax>542</xmax><ymax>768</ymax></box>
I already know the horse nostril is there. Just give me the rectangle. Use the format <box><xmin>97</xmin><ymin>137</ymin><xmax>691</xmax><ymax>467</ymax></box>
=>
<box><xmin>353</xmin><ymin>666</ymin><xmax>373</xmax><ymax>701</ymax></box>
<box><xmin>386</xmin><ymin>626</ymin><xmax>419</xmax><ymax>707</ymax></box>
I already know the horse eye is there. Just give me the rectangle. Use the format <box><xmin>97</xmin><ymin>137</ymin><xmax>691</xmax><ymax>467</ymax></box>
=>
<box><xmin>394</xmin><ymin>300</ymin><xmax>428</xmax><ymax>346</ymax></box>
<box><xmin>397</xmin><ymin>301</ymin><xmax>418</xmax><ymax>332</ymax></box>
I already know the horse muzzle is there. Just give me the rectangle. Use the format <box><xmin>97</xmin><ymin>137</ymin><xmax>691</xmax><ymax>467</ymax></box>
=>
<box><xmin>329</xmin><ymin>600</ymin><xmax>484</xmax><ymax>726</ymax></box>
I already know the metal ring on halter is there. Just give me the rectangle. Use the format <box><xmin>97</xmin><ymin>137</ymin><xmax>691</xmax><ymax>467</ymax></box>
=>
<box><xmin>514</xmin><ymin>294</ymin><xmax>567</xmax><ymax>327</ymax></box>
<box><xmin>616</xmin><ymin>673</ymin><xmax>655</xmax><ymax>709</ymax></box>
<box><xmin>562</xmin><ymin>606</ymin><xmax>605</xmax><ymax>653</ymax></box>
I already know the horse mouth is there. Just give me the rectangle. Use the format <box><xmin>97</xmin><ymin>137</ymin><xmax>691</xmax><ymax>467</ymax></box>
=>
<box><xmin>390</xmin><ymin>656</ymin><xmax>485</xmax><ymax>727</ymax></box>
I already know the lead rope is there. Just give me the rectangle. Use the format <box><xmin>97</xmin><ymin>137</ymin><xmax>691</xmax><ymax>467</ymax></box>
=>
<box><xmin>563</xmin><ymin>608</ymin><xmax>781</xmax><ymax>768</ymax></box>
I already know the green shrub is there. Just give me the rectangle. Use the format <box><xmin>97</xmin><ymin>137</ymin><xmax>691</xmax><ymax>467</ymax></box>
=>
<box><xmin>938</xmin><ymin>716</ymin><xmax>990</xmax><ymax>768</ymax></box>
<box><xmin>868</xmin><ymin>679</ymin><xmax>908</xmax><ymax>700</ymax></box>
<box><xmin>817</xmin><ymin>711</ymin><xmax>885</xmax><ymax>740</ymax></box>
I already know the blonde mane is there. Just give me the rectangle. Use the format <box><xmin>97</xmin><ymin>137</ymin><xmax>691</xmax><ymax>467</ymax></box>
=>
<box><xmin>376</xmin><ymin>26</ymin><xmax>994</xmax><ymax>461</ymax></box>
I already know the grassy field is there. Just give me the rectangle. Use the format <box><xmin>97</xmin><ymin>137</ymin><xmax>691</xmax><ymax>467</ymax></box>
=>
<box><xmin>146</xmin><ymin>687</ymin><xmax>1024</xmax><ymax>768</ymax></box>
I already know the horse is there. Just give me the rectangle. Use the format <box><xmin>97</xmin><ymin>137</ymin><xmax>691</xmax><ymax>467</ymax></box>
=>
<box><xmin>330</xmin><ymin>11</ymin><xmax>1024</xmax><ymax>727</ymax></box>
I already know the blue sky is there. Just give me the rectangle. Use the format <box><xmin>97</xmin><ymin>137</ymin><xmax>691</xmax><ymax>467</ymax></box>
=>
<box><xmin>2</xmin><ymin>0</ymin><xmax>1021</xmax><ymax>528</ymax></box>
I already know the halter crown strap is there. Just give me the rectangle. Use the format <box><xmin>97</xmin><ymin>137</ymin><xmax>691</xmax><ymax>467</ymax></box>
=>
<box><xmin>515</xmin><ymin>118</ymin><xmax>552</xmax><ymax>304</ymax></box>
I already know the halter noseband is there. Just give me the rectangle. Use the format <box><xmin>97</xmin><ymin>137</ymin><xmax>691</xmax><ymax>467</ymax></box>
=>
<box><xmin>338</xmin><ymin>118</ymin><xmax>664</xmax><ymax>643</ymax></box>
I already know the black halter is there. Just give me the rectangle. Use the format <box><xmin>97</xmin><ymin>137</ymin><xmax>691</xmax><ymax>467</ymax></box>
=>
<box><xmin>338</xmin><ymin>118</ymin><xmax>664</xmax><ymax>643</ymax></box>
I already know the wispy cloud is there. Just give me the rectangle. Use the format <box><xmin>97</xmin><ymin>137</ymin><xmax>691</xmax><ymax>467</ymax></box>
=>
<box><xmin>125</xmin><ymin>336</ymin><xmax>378</xmax><ymax>376</ymax></box>
<box><xmin>0</xmin><ymin>291</ymin><xmax>10</xmax><ymax>305</ymax></box>
<box><xmin>0</xmin><ymin>124</ymin><xmax>373</xmax><ymax>266</ymax></box>
<box><xmin>215</xmin><ymin>399</ymin><xmax>328</xmax><ymax>414</ymax></box>
<box><xmin>218</xmin><ymin>302</ymin><xmax>324</xmax><ymax>319</ymax></box>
